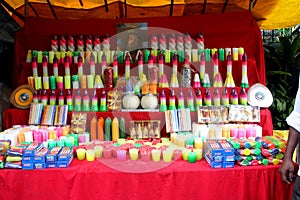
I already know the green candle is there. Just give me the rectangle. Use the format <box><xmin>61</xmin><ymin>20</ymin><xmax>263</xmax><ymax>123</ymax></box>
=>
<box><xmin>205</xmin><ymin>49</ymin><xmax>211</xmax><ymax>61</ymax></box>
<box><xmin>187</xmin><ymin>152</ymin><xmax>197</xmax><ymax>163</ymax></box>
<box><xmin>177</xmin><ymin>50</ymin><xmax>184</xmax><ymax>62</ymax></box>
<box><xmin>144</xmin><ymin>49</ymin><xmax>150</xmax><ymax>63</ymax></box>
<box><xmin>219</xmin><ymin>48</ymin><xmax>225</xmax><ymax>61</ymax></box>
<box><xmin>105</xmin><ymin>117</ymin><xmax>112</xmax><ymax>141</ymax></box>
<box><xmin>50</xmin><ymin>76</ymin><xmax>56</xmax><ymax>90</ymax></box>
<box><xmin>118</xmin><ymin>51</ymin><xmax>124</xmax><ymax>63</ymax></box>
<box><xmin>119</xmin><ymin>117</ymin><xmax>126</xmax><ymax>139</ymax></box>
<box><xmin>48</xmin><ymin>139</ymin><xmax>56</xmax><ymax>149</ymax></box>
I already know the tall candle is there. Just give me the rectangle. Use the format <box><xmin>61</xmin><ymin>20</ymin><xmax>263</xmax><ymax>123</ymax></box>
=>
<box><xmin>64</xmin><ymin>75</ymin><xmax>71</xmax><ymax>89</ymax></box>
<box><xmin>113</xmin><ymin>53</ymin><xmax>118</xmax><ymax>86</ymax></box>
<box><xmin>90</xmin><ymin>117</ymin><xmax>97</xmax><ymax>141</ymax></box>
<box><xmin>34</xmin><ymin>77</ymin><xmax>42</xmax><ymax>90</ymax></box>
<box><xmin>105</xmin><ymin>117</ymin><xmax>112</xmax><ymax>141</ymax></box>
<box><xmin>77</xmin><ymin>55</ymin><xmax>83</xmax><ymax>79</ymax></box>
<box><xmin>80</xmin><ymin>75</ymin><xmax>87</xmax><ymax>89</ymax></box>
<box><xmin>64</xmin><ymin>56</ymin><xmax>70</xmax><ymax>76</ymax></box>
<box><xmin>98</xmin><ymin>117</ymin><xmax>104</xmax><ymax>140</ymax></box>
<box><xmin>32</xmin><ymin>56</ymin><xmax>38</xmax><ymax>77</ymax></box>
<box><xmin>87</xmin><ymin>75</ymin><xmax>94</xmax><ymax>89</ymax></box>
<box><xmin>50</xmin><ymin>76</ymin><xmax>56</xmax><ymax>89</ymax></box>
<box><xmin>42</xmin><ymin>55</ymin><xmax>48</xmax><ymax>77</ymax></box>
<box><xmin>43</xmin><ymin>76</ymin><xmax>49</xmax><ymax>90</ymax></box>
<box><xmin>219</xmin><ymin>48</ymin><xmax>225</xmax><ymax>61</ymax></box>
<box><xmin>112</xmin><ymin>117</ymin><xmax>119</xmax><ymax>141</ymax></box>
<box><xmin>56</xmin><ymin>76</ymin><xmax>63</xmax><ymax>89</ymax></box>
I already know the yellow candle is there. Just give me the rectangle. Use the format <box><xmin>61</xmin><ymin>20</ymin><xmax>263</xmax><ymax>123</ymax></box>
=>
<box><xmin>194</xmin><ymin>138</ymin><xmax>203</xmax><ymax>149</ymax></box>
<box><xmin>80</xmin><ymin>75</ymin><xmax>87</xmax><ymax>88</ymax></box>
<box><xmin>193</xmin><ymin>149</ymin><xmax>203</xmax><ymax>160</ymax></box>
<box><xmin>182</xmin><ymin>149</ymin><xmax>192</xmax><ymax>161</ymax></box>
<box><xmin>112</xmin><ymin>117</ymin><xmax>119</xmax><ymax>141</ymax></box>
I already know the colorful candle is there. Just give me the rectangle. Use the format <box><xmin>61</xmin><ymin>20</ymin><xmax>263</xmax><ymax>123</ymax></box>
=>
<box><xmin>74</xmin><ymin>90</ymin><xmax>82</xmax><ymax>111</ymax></box>
<box><xmin>56</xmin><ymin>76</ymin><xmax>63</xmax><ymax>89</ymax></box>
<box><xmin>241</xmin><ymin>53</ymin><xmax>249</xmax><ymax>88</ymax></box>
<box><xmin>32</xmin><ymin>56</ymin><xmax>38</xmax><ymax>77</ymax></box>
<box><xmin>195</xmin><ymin>88</ymin><xmax>203</xmax><ymax>107</ymax></box>
<box><xmin>199</xmin><ymin>52</ymin><xmax>206</xmax><ymax>84</ymax></box>
<box><xmin>239</xmin><ymin>88</ymin><xmax>248</xmax><ymax>105</ymax></box>
<box><xmin>50</xmin><ymin>76</ymin><xmax>56</xmax><ymax>89</ymax></box>
<box><xmin>64</xmin><ymin>56</ymin><xmax>70</xmax><ymax>76</ymax></box>
<box><xmin>213</xmin><ymin>88</ymin><xmax>220</xmax><ymax>106</ymax></box>
<box><xmin>125</xmin><ymin>53</ymin><xmax>131</xmax><ymax>79</ymax></box>
<box><xmin>187</xmin><ymin>89</ymin><xmax>195</xmax><ymax>111</ymax></box>
<box><xmin>43</xmin><ymin>76</ymin><xmax>49</xmax><ymax>90</ymax></box>
<box><xmin>224</xmin><ymin>53</ymin><xmax>235</xmax><ymax>88</ymax></box>
<box><xmin>99</xmin><ymin>90</ymin><xmax>107</xmax><ymax>112</ymax></box>
<box><xmin>204</xmin><ymin>88</ymin><xmax>212</xmax><ymax>106</ymax></box>
<box><xmin>169</xmin><ymin>89</ymin><xmax>176</xmax><ymax>110</ymax></box>
<box><xmin>160</xmin><ymin>89</ymin><xmax>167</xmax><ymax>112</ymax></box>
<box><xmin>91</xmin><ymin>90</ymin><xmax>99</xmax><ymax>112</ymax></box>
<box><xmin>221</xmin><ymin>88</ymin><xmax>229</xmax><ymax>106</ymax></box>
<box><xmin>177</xmin><ymin>89</ymin><xmax>185</xmax><ymax>109</ymax></box>
<box><xmin>230</xmin><ymin>88</ymin><xmax>239</xmax><ymax>105</ymax></box>
<box><xmin>113</xmin><ymin>53</ymin><xmax>118</xmax><ymax>86</ymax></box>
<box><xmin>41</xmin><ymin>89</ymin><xmax>48</xmax><ymax>106</ymax></box>
<box><xmin>64</xmin><ymin>75</ymin><xmax>71</xmax><ymax>89</ymax></box>
<box><xmin>112</xmin><ymin>117</ymin><xmax>119</xmax><ymax>141</ymax></box>
<box><xmin>49</xmin><ymin>89</ymin><xmax>56</xmax><ymax>105</ymax></box>
<box><xmin>58</xmin><ymin>89</ymin><xmax>64</xmax><ymax>106</ymax></box>
<box><xmin>42</xmin><ymin>55</ymin><xmax>48</xmax><ymax>77</ymax></box>
<box><xmin>101</xmin><ymin>53</ymin><xmax>106</xmax><ymax>78</ymax></box>
<box><xmin>105</xmin><ymin>117</ymin><xmax>112</xmax><ymax>141</ymax></box>
<box><xmin>66</xmin><ymin>89</ymin><xmax>73</xmax><ymax>111</ymax></box>
<box><xmin>82</xmin><ymin>90</ymin><xmax>90</xmax><ymax>112</ymax></box>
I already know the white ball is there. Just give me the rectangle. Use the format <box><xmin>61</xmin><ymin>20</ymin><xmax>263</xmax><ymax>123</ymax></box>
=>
<box><xmin>122</xmin><ymin>94</ymin><xmax>140</xmax><ymax>109</ymax></box>
<box><xmin>141</xmin><ymin>94</ymin><xmax>158</xmax><ymax>109</ymax></box>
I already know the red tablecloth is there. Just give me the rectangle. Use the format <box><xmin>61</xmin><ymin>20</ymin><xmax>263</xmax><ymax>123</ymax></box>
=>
<box><xmin>0</xmin><ymin>159</ymin><xmax>294</xmax><ymax>200</ymax></box>
<box><xmin>3</xmin><ymin>107</ymin><xmax>273</xmax><ymax>136</ymax></box>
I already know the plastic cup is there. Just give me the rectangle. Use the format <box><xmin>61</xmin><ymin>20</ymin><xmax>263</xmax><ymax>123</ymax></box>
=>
<box><xmin>94</xmin><ymin>145</ymin><xmax>103</xmax><ymax>158</ymax></box>
<box><xmin>193</xmin><ymin>149</ymin><xmax>203</xmax><ymax>160</ymax></box>
<box><xmin>117</xmin><ymin>138</ymin><xmax>126</xmax><ymax>145</ymax></box>
<box><xmin>129</xmin><ymin>148</ymin><xmax>139</xmax><ymax>161</ymax></box>
<box><xmin>103</xmin><ymin>148</ymin><xmax>113</xmax><ymax>159</ymax></box>
<box><xmin>76</xmin><ymin>148</ymin><xmax>86</xmax><ymax>160</ymax></box>
<box><xmin>140</xmin><ymin>151</ymin><xmax>151</xmax><ymax>161</ymax></box>
<box><xmin>86</xmin><ymin>149</ymin><xmax>95</xmax><ymax>161</ymax></box>
<box><xmin>173</xmin><ymin>149</ymin><xmax>182</xmax><ymax>160</ymax></box>
<box><xmin>116</xmin><ymin>150</ymin><xmax>127</xmax><ymax>161</ymax></box>
<box><xmin>232</xmin><ymin>48</ymin><xmax>239</xmax><ymax>61</ymax></box>
<box><xmin>162</xmin><ymin>150</ymin><xmax>173</xmax><ymax>162</ymax></box>
<box><xmin>151</xmin><ymin>149</ymin><xmax>161</xmax><ymax>162</ymax></box>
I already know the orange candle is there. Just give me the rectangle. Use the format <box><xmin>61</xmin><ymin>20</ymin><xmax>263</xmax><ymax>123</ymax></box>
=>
<box><xmin>91</xmin><ymin>117</ymin><xmax>97</xmax><ymax>141</ymax></box>
<box><xmin>97</xmin><ymin>117</ymin><xmax>104</xmax><ymax>141</ymax></box>
<box><xmin>141</xmin><ymin>82</ymin><xmax>150</xmax><ymax>94</ymax></box>
<box><xmin>18</xmin><ymin>132</ymin><xmax>25</xmax><ymax>143</ymax></box>
<box><xmin>112</xmin><ymin>117</ymin><xmax>119</xmax><ymax>141</ymax></box>
<box><xmin>149</xmin><ymin>82</ymin><xmax>157</xmax><ymax>94</ymax></box>
<box><xmin>80</xmin><ymin>75</ymin><xmax>87</xmax><ymax>89</ymax></box>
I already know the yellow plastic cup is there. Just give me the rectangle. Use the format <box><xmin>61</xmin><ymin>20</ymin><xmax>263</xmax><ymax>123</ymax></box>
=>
<box><xmin>94</xmin><ymin>145</ymin><xmax>103</xmax><ymax>158</ymax></box>
<box><xmin>129</xmin><ymin>148</ymin><xmax>139</xmax><ymax>161</ymax></box>
<box><xmin>86</xmin><ymin>149</ymin><xmax>95</xmax><ymax>161</ymax></box>
<box><xmin>162</xmin><ymin>150</ymin><xmax>173</xmax><ymax>162</ymax></box>
<box><xmin>151</xmin><ymin>149</ymin><xmax>161</xmax><ymax>162</ymax></box>
<box><xmin>76</xmin><ymin>148</ymin><xmax>86</xmax><ymax>160</ymax></box>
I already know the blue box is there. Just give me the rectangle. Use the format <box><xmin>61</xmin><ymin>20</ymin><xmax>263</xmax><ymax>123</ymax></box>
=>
<box><xmin>22</xmin><ymin>156</ymin><xmax>34</xmax><ymax>163</ymax></box>
<box><xmin>205</xmin><ymin>153</ymin><xmax>223</xmax><ymax>162</ymax></box>
<box><xmin>205</xmin><ymin>154</ymin><xmax>223</xmax><ymax>169</ymax></box>
<box><xmin>223</xmin><ymin>161</ymin><xmax>235</xmax><ymax>168</ymax></box>
<box><xmin>223</xmin><ymin>155</ymin><xmax>235</xmax><ymax>162</ymax></box>
<box><xmin>217</xmin><ymin>140</ymin><xmax>234</xmax><ymax>156</ymax></box>
<box><xmin>34</xmin><ymin>162</ymin><xmax>46</xmax><ymax>169</ymax></box>
<box><xmin>23</xmin><ymin>142</ymin><xmax>43</xmax><ymax>157</ymax></box>
<box><xmin>57</xmin><ymin>155</ymin><xmax>73</xmax><ymax>168</ymax></box>
<box><xmin>34</xmin><ymin>148</ymin><xmax>49</xmax><ymax>162</ymax></box>
<box><xmin>58</xmin><ymin>147</ymin><xmax>73</xmax><ymax>161</ymax></box>
<box><xmin>46</xmin><ymin>162</ymin><xmax>57</xmax><ymax>168</ymax></box>
<box><xmin>205</xmin><ymin>140</ymin><xmax>224</xmax><ymax>157</ymax></box>
<box><xmin>46</xmin><ymin>146</ymin><xmax>62</xmax><ymax>162</ymax></box>
<box><xmin>22</xmin><ymin>162</ymin><xmax>34</xmax><ymax>170</ymax></box>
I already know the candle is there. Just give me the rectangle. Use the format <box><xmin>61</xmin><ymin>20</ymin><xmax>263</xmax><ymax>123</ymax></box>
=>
<box><xmin>105</xmin><ymin>117</ymin><xmax>112</xmax><ymax>141</ymax></box>
<box><xmin>140</xmin><ymin>150</ymin><xmax>151</xmax><ymax>161</ymax></box>
<box><xmin>205</xmin><ymin>48</ymin><xmax>211</xmax><ymax>61</ymax></box>
<box><xmin>72</xmin><ymin>75</ymin><xmax>79</xmax><ymax>89</ymax></box>
<box><xmin>42</xmin><ymin>55</ymin><xmax>48</xmax><ymax>77</ymax></box>
<box><xmin>112</xmin><ymin>117</ymin><xmax>120</xmax><ymax>141</ymax></box>
<box><xmin>187</xmin><ymin>152</ymin><xmax>197</xmax><ymax>163</ymax></box>
<box><xmin>32</xmin><ymin>56</ymin><xmax>38</xmax><ymax>77</ymax></box>
<box><xmin>64</xmin><ymin>57</ymin><xmax>70</xmax><ymax>76</ymax></box>
<box><xmin>98</xmin><ymin>117</ymin><xmax>104</xmax><ymax>141</ymax></box>
<box><xmin>76</xmin><ymin>148</ymin><xmax>86</xmax><ymax>160</ymax></box>
<box><xmin>90</xmin><ymin>117</ymin><xmax>97</xmax><ymax>141</ymax></box>
<box><xmin>86</xmin><ymin>75</ymin><xmax>94</xmax><ymax>89</ymax></box>
<box><xmin>182</xmin><ymin>149</ymin><xmax>192</xmax><ymax>160</ymax></box>
<box><xmin>218</xmin><ymin>48</ymin><xmax>225</xmax><ymax>61</ymax></box>
<box><xmin>56</xmin><ymin>76</ymin><xmax>63</xmax><ymax>89</ymax></box>
<box><xmin>64</xmin><ymin>75</ymin><xmax>71</xmax><ymax>89</ymax></box>
<box><xmin>34</xmin><ymin>77</ymin><xmax>42</xmax><ymax>90</ymax></box>
<box><xmin>37</xmin><ymin>51</ymin><xmax>43</xmax><ymax>63</ymax></box>
<box><xmin>232</xmin><ymin>48</ymin><xmax>239</xmax><ymax>61</ymax></box>
<box><xmin>103</xmin><ymin>148</ymin><xmax>112</xmax><ymax>158</ymax></box>
<box><xmin>43</xmin><ymin>76</ymin><xmax>49</xmax><ymax>89</ymax></box>
<box><xmin>164</xmin><ymin>50</ymin><xmax>171</xmax><ymax>63</ymax></box>
<box><xmin>238</xmin><ymin>47</ymin><xmax>244</xmax><ymax>60</ymax></box>
<box><xmin>80</xmin><ymin>75</ymin><xmax>87</xmax><ymax>89</ymax></box>
<box><xmin>193</xmin><ymin>149</ymin><xmax>203</xmax><ymax>160</ymax></box>
<box><xmin>119</xmin><ymin>117</ymin><xmax>126</xmax><ymax>139</ymax></box>
<box><xmin>194</xmin><ymin>137</ymin><xmax>203</xmax><ymax>149</ymax></box>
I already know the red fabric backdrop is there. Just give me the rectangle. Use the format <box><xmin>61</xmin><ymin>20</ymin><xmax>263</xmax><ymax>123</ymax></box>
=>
<box><xmin>13</xmin><ymin>11</ymin><xmax>265</xmax><ymax>88</ymax></box>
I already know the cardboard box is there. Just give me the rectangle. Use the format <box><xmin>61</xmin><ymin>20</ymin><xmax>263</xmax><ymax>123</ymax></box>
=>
<box><xmin>46</xmin><ymin>146</ymin><xmax>62</xmax><ymax>162</ymax></box>
<box><xmin>23</xmin><ymin>142</ymin><xmax>43</xmax><ymax>157</ymax></box>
